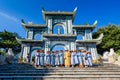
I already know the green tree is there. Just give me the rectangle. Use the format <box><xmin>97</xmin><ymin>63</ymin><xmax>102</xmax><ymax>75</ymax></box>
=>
<box><xmin>0</xmin><ymin>30</ymin><xmax>21</xmax><ymax>54</ymax></box>
<box><xmin>93</xmin><ymin>25</ymin><xmax>120</xmax><ymax>55</ymax></box>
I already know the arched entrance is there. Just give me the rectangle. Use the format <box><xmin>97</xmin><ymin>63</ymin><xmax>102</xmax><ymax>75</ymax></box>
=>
<box><xmin>34</xmin><ymin>34</ymin><xmax>42</xmax><ymax>40</ymax></box>
<box><xmin>52</xmin><ymin>46</ymin><xmax>65</xmax><ymax>51</ymax></box>
<box><xmin>50</xmin><ymin>44</ymin><xmax>67</xmax><ymax>52</ymax></box>
<box><xmin>52</xmin><ymin>23</ymin><xmax>65</xmax><ymax>34</ymax></box>
<box><xmin>30</xmin><ymin>50</ymin><xmax>36</xmax><ymax>63</ymax></box>
<box><xmin>30</xmin><ymin>48</ymin><xmax>41</xmax><ymax>63</ymax></box>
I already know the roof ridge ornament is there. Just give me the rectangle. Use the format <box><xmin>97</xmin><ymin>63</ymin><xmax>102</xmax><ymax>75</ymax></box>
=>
<box><xmin>28</xmin><ymin>21</ymin><xmax>33</xmax><ymax>25</ymax></box>
<box><xmin>93</xmin><ymin>20</ymin><xmax>98</xmax><ymax>25</ymax></box>
<box><xmin>73</xmin><ymin>7</ymin><xmax>77</xmax><ymax>12</ymax></box>
<box><xmin>21</xmin><ymin>19</ymin><xmax>25</xmax><ymax>23</ymax></box>
<box><xmin>42</xmin><ymin>7</ymin><xmax>45</xmax><ymax>12</ymax></box>
<box><xmin>96</xmin><ymin>33</ymin><xmax>104</xmax><ymax>44</ymax></box>
<box><xmin>97</xmin><ymin>33</ymin><xmax>104</xmax><ymax>40</ymax></box>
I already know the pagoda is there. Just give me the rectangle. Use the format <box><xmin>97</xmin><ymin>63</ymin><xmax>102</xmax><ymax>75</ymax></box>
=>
<box><xmin>16</xmin><ymin>8</ymin><xmax>103</xmax><ymax>62</ymax></box>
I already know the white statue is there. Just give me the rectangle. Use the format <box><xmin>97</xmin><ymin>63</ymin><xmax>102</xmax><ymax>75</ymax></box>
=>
<box><xmin>103</xmin><ymin>51</ymin><xmax>109</xmax><ymax>60</ymax></box>
<box><xmin>108</xmin><ymin>48</ymin><xmax>116</xmax><ymax>63</ymax></box>
<box><xmin>108</xmin><ymin>48</ymin><xmax>116</xmax><ymax>56</ymax></box>
<box><xmin>6</xmin><ymin>48</ymin><xmax>14</xmax><ymax>56</ymax></box>
<box><xmin>5</xmin><ymin>48</ymin><xmax>14</xmax><ymax>64</ymax></box>
<box><xmin>58</xmin><ymin>28</ymin><xmax>61</xmax><ymax>34</ymax></box>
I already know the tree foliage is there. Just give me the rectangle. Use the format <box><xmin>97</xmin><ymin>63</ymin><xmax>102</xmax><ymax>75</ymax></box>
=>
<box><xmin>0</xmin><ymin>30</ymin><xmax>21</xmax><ymax>54</ymax></box>
<box><xmin>93</xmin><ymin>25</ymin><xmax>120</xmax><ymax>55</ymax></box>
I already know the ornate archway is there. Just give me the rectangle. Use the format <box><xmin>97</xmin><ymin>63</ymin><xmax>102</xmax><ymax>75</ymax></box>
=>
<box><xmin>18</xmin><ymin>8</ymin><xmax>100</xmax><ymax>62</ymax></box>
<box><xmin>52</xmin><ymin>23</ymin><xmax>65</xmax><ymax>34</ymax></box>
<box><xmin>50</xmin><ymin>43</ymin><xmax>68</xmax><ymax>51</ymax></box>
<box><xmin>30</xmin><ymin>47</ymin><xmax>41</xmax><ymax>62</ymax></box>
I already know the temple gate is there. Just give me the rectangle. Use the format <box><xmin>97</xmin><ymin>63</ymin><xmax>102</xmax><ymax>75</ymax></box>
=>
<box><xmin>16</xmin><ymin>8</ymin><xmax>103</xmax><ymax>62</ymax></box>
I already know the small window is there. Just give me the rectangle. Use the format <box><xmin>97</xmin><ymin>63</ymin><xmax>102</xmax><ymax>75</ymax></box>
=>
<box><xmin>34</xmin><ymin>34</ymin><xmax>42</xmax><ymax>40</ymax></box>
<box><xmin>53</xmin><ymin>26</ymin><xmax>64</xmax><ymax>34</ymax></box>
<box><xmin>77</xmin><ymin>35</ymin><xmax>83</xmax><ymax>40</ymax></box>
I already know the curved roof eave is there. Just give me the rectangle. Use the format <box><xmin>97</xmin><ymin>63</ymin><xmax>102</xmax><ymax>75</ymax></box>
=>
<box><xmin>42</xmin><ymin>9</ymin><xmax>76</xmax><ymax>22</ymax></box>
<box><xmin>16</xmin><ymin>37</ymin><xmax>43</xmax><ymax>44</ymax></box>
<box><xmin>21</xmin><ymin>19</ymin><xmax>47</xmax><ymax>30</ymax></box>
<box><xmin>76</xmin><ymin>33</ymin><xmax>104</xmax><ymax>45</ymax></box>
<box><xmin>72</xmin><ymin>20</ymin><xmax>98</xmax><ymax>31</ymax></box>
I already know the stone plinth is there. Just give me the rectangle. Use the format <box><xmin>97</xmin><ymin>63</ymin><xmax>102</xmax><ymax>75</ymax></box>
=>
<box><xmin>117</xmin><ymin>56</ymin><xmax>120</xmax><ymax>65</ymax></box>
<box><xmin>108</xmin><ymin>56</ymin><xmax>116</xmax><ymax>63</ymax></box>
<box><xmin>118</xmin><ymin>56</ymin><xmax>120</xmax><ymax>62</ymax></box>
<box><xmin>0</xmin><ymin>55</ymin><xmax>5</xmax><ymax>65</ymax></box>
<box><xmin>5</xmin><ymin>55</ymin><xmax>14</xmax><ymax>64</ymax></box>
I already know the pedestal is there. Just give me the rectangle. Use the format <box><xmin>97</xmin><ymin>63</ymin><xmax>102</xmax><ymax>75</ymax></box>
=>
<box><xmin>108</xmin><ymin>56</ymin><xmax>116</xmax><ymax>63</ymax></box>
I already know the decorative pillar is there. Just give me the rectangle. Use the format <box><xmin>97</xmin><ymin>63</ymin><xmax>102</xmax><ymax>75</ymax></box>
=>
<box><xmin>85</xmin><ymin>29</ymin><xmax>92</xmax><ymax>40</ymax></box>
<box><xmin>22</xmin><ymin>45</ymin><xmax>30</xmax><ymax>60</ymax></box>
<box><xmin>70</xmin><ymin>42</ymin><xmax>76</xmax><ymax>50</ymax></box>
<box><xmin>88</xmin><ymin>44</ymin><xmax>98</xmax><ymax>60</ymax></box>
<box><xmin>65</xmin><ymin>42</ymin><xmax>69</xmax><ymax>50</ymax></box>
<box><xmin>27</xmin><ymin>30</ymin><xmax>33</xmax><ymax>39</ymax></box>
<box><xmin>44</xmin><ymin>41</ymin><xmax>50</xmax><ymax>62</ymax></box>
<box><xmin>64</xmin><ymin>22</ymin><xmax>67</xmax><ymax>34</ymax></box>
<box><xmin>67</xmin><ymin>19</ymin><xmax>72</xmax><ymax>34</ymax></box>
<box><xmin>73</xmin><ymin>29</ymin><xmax>77</xmax><ymax>35</ymax></box>
<box><xmin>45</xmin><ymin>41</ymin><xmax>50</xmax><ymax>53</ymax></box>
<box><xmin>48</xmin><ymin>18</ymin><xmax>52</xmax><ymax>34</ymax></box>
<box><xmin>82</xmin><ymin>32</ymin><xmax>85</xmax><ymax>40</ymax></box>
<box><xmin>58</xmin><ymin>28</ymin><xmax>61</xmax><ymax>34</ymax></box>
<box><xmin>20</xmin><ymin>45</ymin><xmax>24</xmax><ymax>59</ymax></box>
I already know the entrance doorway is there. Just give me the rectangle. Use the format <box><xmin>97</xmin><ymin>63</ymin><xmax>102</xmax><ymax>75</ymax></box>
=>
<box><xmin>52</xmin><ymin>45</ymin><xmax>65</xmax><ymax>51</ymax></box>
<box><xmin>51</xmin><ymin>44</ymin><xmax>67</xmax><ymax>52</ymax></box>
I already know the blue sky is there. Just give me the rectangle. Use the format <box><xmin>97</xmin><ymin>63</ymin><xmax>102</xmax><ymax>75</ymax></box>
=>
<box><xmin>0</xmin><ymin>0</ymin><xmax>120</xmax><ymax>38</ymax></box>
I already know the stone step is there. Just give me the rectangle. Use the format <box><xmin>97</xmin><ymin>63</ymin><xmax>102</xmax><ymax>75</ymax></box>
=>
<box><xmin>0</xmin><ymin>63</ymin><xmax>120</xmax><ymax>80</ymax></box>
<box><xmin>0</xmin><ymin>65</ymin><xmax>119</xmax><ymax>68</ymax></box>
<box><xmin>0</xmin><ymin>63</ymin><xmax>119</xmax><ymax>67</ymax></box>
<box><xmin>0</xmin><ymin>64</ymin><xmax>119</xmax><ymax>69</ymax></box>
<box><xmin>1</xmin><ymin>67</ymin><xmax>120</xmax><ymax>71</ymax></box>
<box><xmin>1</xmin><ymin>67</ymin><xmax>119</xmax><ymax>70</ymax></box>
<box><xmin>0</xmin><ymin>65</ymin><xmax>120</xmax><ymax>70</ymax></box>
<box><xmin>0</xmin><ymin>71</ymin><xmax>120</xmax><ymax>75</ymax></box>
<box><xmin>0</xmin><ymin>73</ymin><xmax>120</xmax><ymax>77</ymax></box>
<box><xmin>2</xmin><ymin>67</ymin><xmax>120</xmax><ymax>69</ymax></box>
<box><xmin>6</xmin><ymin>67</ymin><xmax>118</xmax><ymax>69</ymax></box>
<box><xmin>1</xmin><ymin>69</ymin><xmax>120</xmax><ymax>73</ymax></box>
<box><xmin>1</xmin><ymin>71</ymin><xmax>120</xmax><ymax>74</ymax></box>
<box><xmin>0</xmin><ymin>75</ymin><xmax>120</xmax><ymax>80</ymax></box>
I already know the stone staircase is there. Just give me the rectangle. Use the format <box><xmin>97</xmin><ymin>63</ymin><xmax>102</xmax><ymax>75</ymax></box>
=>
<box><xmin>0</xmin><ymin>63</ymin><xmax>120</xmax><ymax>80</ymax></box>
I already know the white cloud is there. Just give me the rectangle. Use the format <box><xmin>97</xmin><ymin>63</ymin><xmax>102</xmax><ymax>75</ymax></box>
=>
<box><xmin>0</xmin><ymin>12</ymin><xmax>19</xmax><ymax>22</ymax></box>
